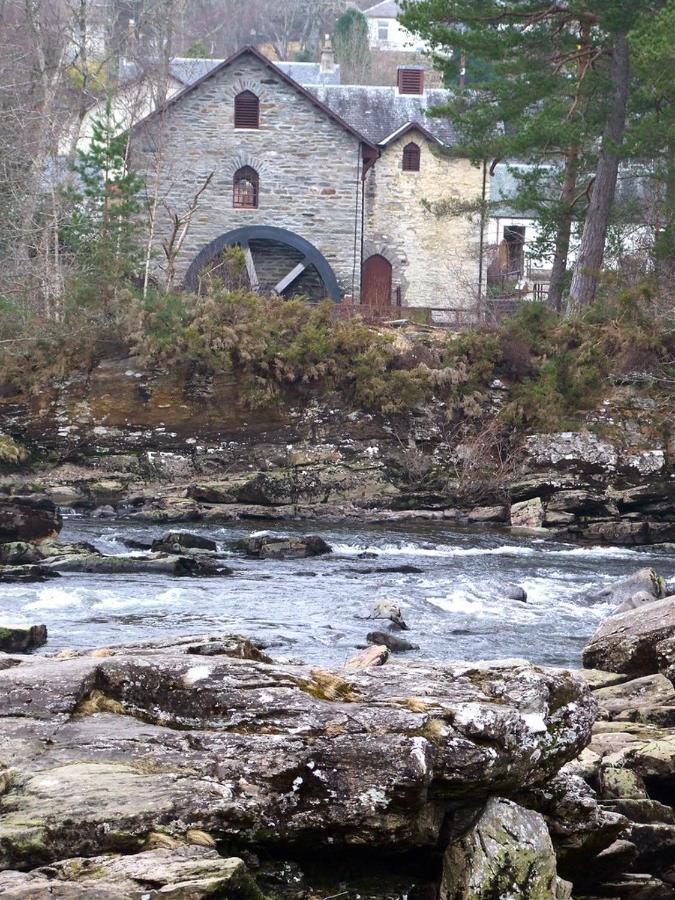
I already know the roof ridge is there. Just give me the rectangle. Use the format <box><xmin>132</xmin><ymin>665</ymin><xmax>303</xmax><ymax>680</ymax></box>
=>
<box><xmin>133</xmin><ymin>46</ymin><xmax>376</xmax><ymax>149</ymax></box>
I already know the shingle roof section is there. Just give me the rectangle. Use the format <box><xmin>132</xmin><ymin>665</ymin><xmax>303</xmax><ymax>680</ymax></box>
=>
<box><xmin>490</xmin><ymin>162</ymin><xmax>654</xmax><ymax>220</ymax></box>
<box><xmin>276</xmin><ymin>61</ymin><xmax>341</xmax><ymax>85</ymax></box>
<box><xmin>121</xmin><ymin>56</ymin><xmax>342</xmax><ymax>88</ymax></box>
<box><xmin>169</xmin><ymin>57</ymin><xmax>224</xmax><ymax>84</ymax></box>
<box><xmin>364</xmin><ymin>0</ymin><xmax>402</xmax><ymax>17</ymax></box>
<box><xmin>306</xmin><ymin>84</ymin><xmax>457</xmax><ymax>145</ymax></box>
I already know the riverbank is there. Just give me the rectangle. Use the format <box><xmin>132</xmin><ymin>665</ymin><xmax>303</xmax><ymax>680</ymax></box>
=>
<box><xmin>1</xmin><ymin>496</ymin><xmax>675</xmax><ymax>895</ymax></box>
<box><xmin>1</xmin><ymin>348</ymin><xmax>673</xmax><ymax>546</ymax></box>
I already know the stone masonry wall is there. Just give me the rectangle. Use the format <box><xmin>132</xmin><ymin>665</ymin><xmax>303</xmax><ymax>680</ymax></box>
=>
<box><xmin>132</xmin><ymin>53</ymin><xmax>365</xmax><ymax>297</ymax></box>
<box><xmin>364</xmin><ymin>132</ymin><xmax>483</xmax><ymax>315</ymax></box>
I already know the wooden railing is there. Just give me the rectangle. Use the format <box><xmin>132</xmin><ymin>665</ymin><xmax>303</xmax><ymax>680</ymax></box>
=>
<box><xmin>333</xmin><ymin>302</ymin><xmax>476</xmax><ymax>329</ymax></box>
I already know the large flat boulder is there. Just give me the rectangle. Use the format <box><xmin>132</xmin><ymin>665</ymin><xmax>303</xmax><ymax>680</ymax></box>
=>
<box><xmin>0</xmin><ymin>495</ymin><xmax>62</xmax><ymax>544</ymax></box>
<box><xmin>0</xmin><ymin>636</ymin><xmax>595</xmax><ymax>870</ymax></box>
<box><xmin>583</xmin><ymin>596</ymin><xmax>675</xmax><ymax>677</ymax></box>
<box><xmin>237</xmin><ymin>533</ymin><xmax>332</xmax><ymax>559</ymax></box>
<box><xmin>0</xmin><ymin>846</ymin><xmax>264</xmax><ymax>898</ymax></box>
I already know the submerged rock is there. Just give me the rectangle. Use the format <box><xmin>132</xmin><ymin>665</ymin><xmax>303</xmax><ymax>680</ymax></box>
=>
<box><xmin>504</xmin><ymin>584</ymin><xmax>528</xmax><ymax>603</ymax></box>
<box><xmin>0</xmin><ymin>623</ymin><xmax>47</xmax><ymax>653</ymax></box>
<box><xmin>0</xmin><ymin>495</ymin><xmax>62</xmax><ymax>544</ymax></box>
<box><xmin>238</xmin><ymin>533</ymin><xmax>332</xmax><ymax>560</ymax></box>
<box><xmin>43</xmin><ymin>553</ymin><xmax>232</xmax><ymax>577</ymax></box>
<box><xmin>367</xmin><ymin>631</ymin><xmax>419</xmax><ymax>653</ymax></box>
<box><xmin>0</xmin><ymin>846</ymin><xmax>264</xmax><ymax>899</ymax></box>
<box><xmin>0</xmin><ymin>635</ymin><xmax>595</xmax><ymax>871</ymax></box>
<box><xmin>152</xmin><ymin>531</ymin><xmax>218</xmax><ymax>553</ymax></box>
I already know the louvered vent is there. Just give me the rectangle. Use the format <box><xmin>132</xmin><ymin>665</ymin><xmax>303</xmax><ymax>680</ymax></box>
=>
<box><xmin>397</xmin><ymin>68</ymin><xmax>424</xmax><ymax>95</ymax></box>
<box><xmin>402</xmin><ymin>142</ymin><xmax>421</xmax><ymax>171</ymax></box>
<box><xmin>234</xmin><ymin>90</ymin><xmax>260</xmax><ymax>128</ymax></box>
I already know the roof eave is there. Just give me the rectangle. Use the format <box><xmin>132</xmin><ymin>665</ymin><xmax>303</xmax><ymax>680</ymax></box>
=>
<box><xmin>378</xmin><ymin>121</ymin><xmax>445</xmax><ymax>148</ymax></box>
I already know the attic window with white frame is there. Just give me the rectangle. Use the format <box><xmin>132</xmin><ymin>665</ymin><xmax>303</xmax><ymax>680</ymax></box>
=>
<box><xmin>378</xmin><ymin>20</ymin><xmax>389</xmax><ymax>41</ymax></box>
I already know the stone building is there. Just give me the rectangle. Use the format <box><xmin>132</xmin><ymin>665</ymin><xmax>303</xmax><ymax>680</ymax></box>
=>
<box><xmin>131</xmin><ymin>46</ymin><xmax>483</xmax><ymax>319</ymax></box>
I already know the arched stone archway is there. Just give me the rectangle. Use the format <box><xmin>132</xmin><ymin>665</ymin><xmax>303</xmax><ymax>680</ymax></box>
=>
<box><xmin>182</xmin><ymin>225</ymin><xmax>342</xmax><ymax>302</ymax></box>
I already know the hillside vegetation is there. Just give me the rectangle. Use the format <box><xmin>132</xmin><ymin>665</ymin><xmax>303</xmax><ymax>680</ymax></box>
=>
<box><xmin>0</xmin><ymin>268</ymin><xmax>672</xmax><ymax>434</ymax></box>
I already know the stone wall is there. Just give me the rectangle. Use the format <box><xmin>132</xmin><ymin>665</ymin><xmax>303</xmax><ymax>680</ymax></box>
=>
<box><xmin>132</xmin><ymin>52</ymin><xmax>365</xmax><ymax>297</ymax></box>
<box><xmin>364</xmin><ymin>132</ymin><xmax>483</xmax><ymax>313</ymax></box>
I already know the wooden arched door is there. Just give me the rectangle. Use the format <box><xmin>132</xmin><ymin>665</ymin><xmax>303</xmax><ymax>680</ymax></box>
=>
<box><xmin>361</xmin><ymin>254</ymin><xmax>392</xmax><ymax>308</ymax></box>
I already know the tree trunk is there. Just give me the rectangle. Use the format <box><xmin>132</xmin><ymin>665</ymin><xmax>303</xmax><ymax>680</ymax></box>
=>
<box><xmin>548</xmin><ymin>147</ymin><xmax>579</xmax><ymax>312</ymax></box>
<box><xmin>654</xmin><ymin>140</ymin><xmax>675</xmax><ymax>270</ymax></box>
<box><xmin>568</xmin><ymin>31</ymin><xmax>630</xmax><ymax>310</ymax></box>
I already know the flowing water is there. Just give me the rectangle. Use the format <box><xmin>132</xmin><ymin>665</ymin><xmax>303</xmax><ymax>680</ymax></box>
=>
<box><xmin>3</xmin><ymin>516</ymin><xmax>674</xmax><ymax>668</ymax></box>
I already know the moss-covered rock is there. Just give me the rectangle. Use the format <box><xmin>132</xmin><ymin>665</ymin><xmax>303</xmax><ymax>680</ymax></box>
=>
<box><xmin>0</xmin><ymin>434</ymin><xmax>29</xmax><ymax>466</ymax></box>
<box><xmin>0</xmin><ymin>624</ymin><xmax>47</xmax><ymax>653</ymax></box>
<box><xmin>439</xmin><ymin>797</ymin><xmax>561</xmax><ymax>899</ymax></box>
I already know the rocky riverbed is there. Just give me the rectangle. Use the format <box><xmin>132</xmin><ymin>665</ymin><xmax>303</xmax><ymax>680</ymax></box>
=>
<box><xmin>1</xmin><ymin>496</ymin><xmax>675</xmax><ymax>896</ymax></box>
<box><xmin>0</xmin><ymin>356</ymin><xmax>674</xmax><ymax>896</ymax></box>
<box><xmin>2</xmin><ymin>509</ymin><xmax>674</xmax><ymax>668</ymax></box>
<box><xmin>1</xmin><ymin>567</ymin><xmax>675</xmax><ymax>898</ymax></box>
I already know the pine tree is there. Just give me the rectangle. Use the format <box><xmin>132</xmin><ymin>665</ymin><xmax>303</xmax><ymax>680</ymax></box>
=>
<box><xmin>400</xmin><ymin>0</ymin><xmax>606</xmax><ymax>310</ymax></box>
<box><xmin>626</xmin><ymin>0</ymin><xmax>675</xmax><ymax>268</ymax></box>
<box><xmin>400</xmin><ymin>0</ymin><xmax>669</xmax><ymax>311</ymax></box>
<box><xmin>62</xmin><ymin>98</ymin><xmax>144</xmax><ymax>310</ymax></box>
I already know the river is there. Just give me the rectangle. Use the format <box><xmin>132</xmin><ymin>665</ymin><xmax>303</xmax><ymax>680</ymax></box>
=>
<box><xmin>3</xmin><ymin>516</ymin><xmax>674</xmax><ymax>668</ymax></box>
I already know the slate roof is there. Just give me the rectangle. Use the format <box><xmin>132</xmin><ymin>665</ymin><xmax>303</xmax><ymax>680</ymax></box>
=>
<box><xmin>490</xmin><ymin>161</ymin><xmax>655</xmax><ymax>220</ymax></box>
<box><xmin>364</xmin><ymin>0</ymin><xmax>402</xmax><ymax>17</ymax></box>
<box><xmin>120</xmin><ymin>56</ymin><xmax>341</xmax><ymax>88</ymax></box>
<box><xmin>276</xmin><ymin>61</ymin><xmax>342</xmax><ymax>86</ymax></box>
<box><xmin>169</xmin><ymin>57</ymin><xmax>223</xmax><ymax>84</ymax></box>
<box><xmin>307</xmin><ymin>84</ymin><xmax>457</xmax><ymax>146</ymax></box>
<box><xmin>128</xmin><ymin>48</ymin><xmax>454</xmax><ymax>149</ymax></box>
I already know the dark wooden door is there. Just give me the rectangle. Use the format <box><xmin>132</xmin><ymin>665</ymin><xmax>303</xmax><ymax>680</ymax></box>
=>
<box><xmin>361</xmin><ymin>254</ymin><xmax>392</xmax><ymax>308</ymax></box>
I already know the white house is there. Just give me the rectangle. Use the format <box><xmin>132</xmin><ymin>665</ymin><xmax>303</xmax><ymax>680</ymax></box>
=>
<box><xmin>363</xmin><ymin>1</ymin><xmax>428</xmax><ymax>52</ymax></box>
<box><xmin>487</xmin><ymin>162</ymin><xmax>656</xmax><ymax>302</ymax></box>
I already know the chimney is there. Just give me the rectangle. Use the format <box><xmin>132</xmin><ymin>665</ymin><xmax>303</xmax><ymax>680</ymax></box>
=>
<box><xmin>320</xmin><ymin>34</ymin><xmax>336</xmax><ymax>74</ymax></box>
<box><xmin>397</xmin><ymin>66</ymin><xmax>425</xmax><ymax>95</ymax></box>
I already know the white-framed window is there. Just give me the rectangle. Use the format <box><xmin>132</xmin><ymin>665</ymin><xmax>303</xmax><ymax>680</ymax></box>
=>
<box><xmin>378</xmin><ymin>19</ymin><xmax>389</xmax><ymax>41</ymax></box>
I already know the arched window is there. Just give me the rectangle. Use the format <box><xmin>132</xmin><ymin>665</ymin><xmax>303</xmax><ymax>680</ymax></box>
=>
<box><xmin>233</xmin><ymin>166</ymin><xmax>259</xmax><ymax>208</ymax></box>
<box><xmin>234</xmin><ymin>90</ymin><xmax>260</xmax><ymax>129</ymax></box>
<box><xmin>402</xmin><ymin>142</ymin><xmax>421</xmax><ymax>172</ymax></box>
